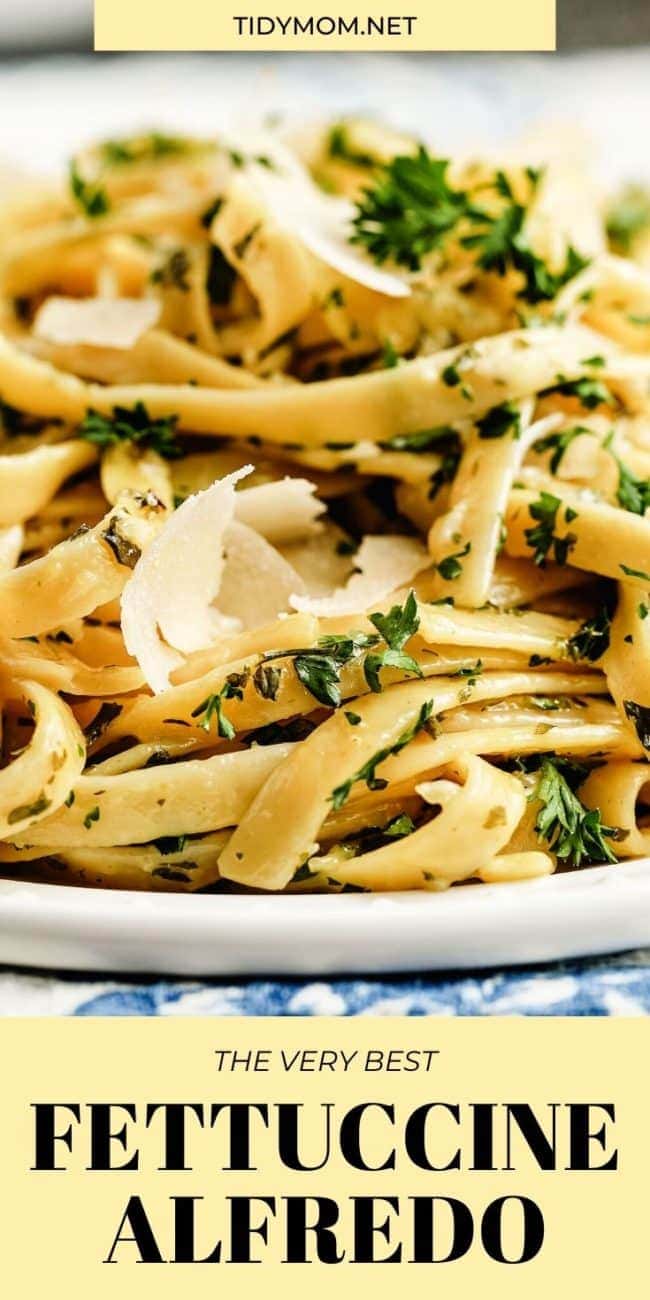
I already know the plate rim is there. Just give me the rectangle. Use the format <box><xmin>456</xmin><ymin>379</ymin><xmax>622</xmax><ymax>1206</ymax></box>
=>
<box><xmin>0</xmin><ymin>859</ymin><xmax>649</xmax><ymax>976</ymax></box>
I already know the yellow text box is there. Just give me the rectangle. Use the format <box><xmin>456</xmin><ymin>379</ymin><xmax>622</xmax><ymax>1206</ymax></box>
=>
<box><xmin>94</xmin><ymin>0</ymin><xmax>556</xmax><ymax>51</ymax></box>
<box><xmin>1</xmin><ymin>1017</ymin><xmax>647</xmax><ymax>1294</ymax></box>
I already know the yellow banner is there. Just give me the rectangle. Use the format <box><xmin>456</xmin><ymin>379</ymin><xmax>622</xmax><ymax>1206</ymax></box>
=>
<box><xmin>94</xmin><ymin>0</ymin><xmax>556</xmax><ymax>51</ymax></box>
<box><xmin>0</xmin><ymin>1016</ymin><xmax>647</xmax><ymax>1294</ymax></box>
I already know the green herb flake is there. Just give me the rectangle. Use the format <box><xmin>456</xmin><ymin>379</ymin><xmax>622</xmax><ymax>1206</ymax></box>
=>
<box><xmin>621</xmin><ymin>563</ymin><xmax>650</xmax><ymax>581</ymax></box>
<box><xmin>78</xmin><ymin>401</ymin><xmax>182</xmax><ymax>459</ymax></box>
<box><xmin>191</xmin><ymin>673</ymin><xmax>248</xmax><ymax>741</ymax></box>
<box><xmin>624</xmin><ymin>700</ymin><xmax>650</xmax><ymax>749</ymax></box>
<box><xmin>525</xmin><ymin>491</ymin><xmax>577</xmax><ymax>567</ymax></box>
<box><xmin>532</xmin><ymin>758</ymin><xmax>620</xmax><ymax>867</ymax></box>
<box><xmin>436</xmin><ymin>540</ymin><xmax>471</xmax><ymax>581</ymax></box>
<box><xmin>476</xmin><ymin>401</ymin><xmax>521</xmax><ymax>441</ymax></box>
<box><xmin>566</xmin><ymin>606</ymin><xmax>611</xmax><ymax>662</ymax></box>
<box><xmin>69</xmin><ymin>161</ymin><xmax>110</xmax><ymax>218</ymax></box>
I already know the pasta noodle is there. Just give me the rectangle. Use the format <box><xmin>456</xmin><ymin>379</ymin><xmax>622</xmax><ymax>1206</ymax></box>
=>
<box><xmin>0</xmin><ymin>118</ymin><xmax>649</xmax><ymax>896</ymax></box>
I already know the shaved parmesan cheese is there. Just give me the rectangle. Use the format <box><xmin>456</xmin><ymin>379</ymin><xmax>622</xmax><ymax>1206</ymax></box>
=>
<box><xmin>280</xmin><ymin>522</ymin><xmax>355</xmax><ymax>597</ymax></box>
<box><xmin>34</xmin><ymin>296</ymin><xmax>160</xmax><ymax>350</ymax></box>
<box><xmin>121</xmin><ymin>467</ymin><xmax>252</xmax><ymax>693</ymax></box>
<box><xmin>235</xmin><ymin>478</ymin><xmax>325</xmax><ymax>544</ymax></box>
<box><xmin>290</xmin><ymin>534</ymin><xmax>429</xmax><ymax>617</ymax></box>
<box><xmin>218</xmin><ymin>521</ymin><xmax>306</xmax><ymax>629</ymax></box>
<box><xmin>237</xmin><ymin>140</ymin><xmax>411</xmax><ymax>300</ymax></box>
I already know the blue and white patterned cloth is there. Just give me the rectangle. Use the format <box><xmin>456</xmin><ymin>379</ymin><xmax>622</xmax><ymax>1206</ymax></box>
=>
<box><xmin>1</xmin><ymin>949</ymin><xmax>649</xmax><ymax>1016</ymax></box>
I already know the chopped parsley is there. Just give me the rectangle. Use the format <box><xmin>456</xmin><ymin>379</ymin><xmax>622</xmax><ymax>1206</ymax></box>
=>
<box><xmin>532</xmin><ymin>758</ymin><xmax>620</xmax><ymax>867</ymax></box>
<box><xmin>7</xmin><ymin>794</ymin><xmax>51</xmax><ymax>825</ymax></box>
<box><xmin>323</xmin><ymin>287</ymin><xmax>345</xmax><ymax>309</ymax></box>
<box><xmin>78</xmin><ymin>402</ymin><xmax>182</xmax><ymax>459</ymax></box>
<box><xmin>436</xmin><ymin>541</ymin><xmax>471</xmax><ymax>581</ymax></box>
<box><xmin>476</xmin><ymin>401</ymin><xmax>521</xmax><ymax>440</ymax></box>
<box><xmin>525</xmin><ymin>491</ymin><xmax>577</xmax><ymax>567</ymax></box>
<box><xmin>381</xmin><ymin>339</ymin><xmax>400</xmax><ymax>368</ymax></box>
<box><xmin>623</xmin><ymin>700</ymin><xmax>650</xmax><ymax>749</ymax></box>
<box><xmin>381</xmin><ymin>425</ymin><xmax>459</xmax><ymax>455</ymax></box>
<box><xmin>566</xmin><ymin>605</ymin><xmax>611</xmax><ymax>662</ymax></box>
<box><xmin>533</xmin><ymin>425</ymin><xmax>591</xmax><ymax>474</ymax></box>
<box><xmin>364</xmin><ymin>590</ymin><xmax>423</xmax><ymax>693</ymax></box>
<box><xmin>84</xmin><ymin>702</ymin><xmax>123</xmax><ymax>747</ymax></box>
<box><xmin>153</xmin><ymin>835</ymin><xmax>187</xmax><ymax>855</ymax></box>
<box><xmin>384</xmin><ymin>813</ymin><xmax>416</xmax><ymax>837</ymax></box>
<box><xmin>99</xmin><ymin>132</ymin><xmax>200</xmax><ymax>166</ymax></box>
<box><xmin>101</xmin><ymin>519</ymin><xmax>141</xmax><ymax>570</ymax></box>
<box><xmin>620</xmin><ymin>563</ymin><xmax>650</xmax><ymax>581</ymax></box>
<box><xmin>69</xmin><ymin>160</ymin><xmax>110</xmax><ymax>218</ymax></box>
<box><xmin>606</xmin><ymin>185</ymin><xmax>650</xmax><ymax>253</ymax></box>
<box><xmin>150</xmin><ymin>247</ymin><xmax>191</xmax><ymax>291</ymax></box>
<box><xmin>206</xmin><ymin>246</ymin><xmax>238</xmax><ymax>305</ymax></box>
<box><xmin>83</xmin><ymin>806</ymin><xmax>101</xmax><ymax>830</ymax></box>
<box><xmin>350</xmin><ymin>151</ymin><xmax>588</xmax><ymax>301</ymax></box>
<box><xmin>191</xmin><ymin>673</ymin><xmax>248</xmax><ymax>741</ymax></box>
<box><xmin>330</xmin><ymin>700</ymin><xmax>434</xmax><ymax>810</ymax></box>
<box><xmin>544</xmin><ymin>376</ymin><xmax>614</xmax><ymax>410</ymax></box>
<box><xmin>265</xmin><ymin>592</ymin><xmax>423</xmax><ymax>707</ymax></box>
<box><xmin>611</xmin><ymin>455</ymin><xmax>650</xmax><ymax>516</ymax></box>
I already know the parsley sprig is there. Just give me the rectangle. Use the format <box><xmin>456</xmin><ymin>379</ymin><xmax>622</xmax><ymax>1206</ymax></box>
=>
<box><xmin>532</xmin><ymin>758</ymin><xmax>620</xmax><ymax>867</ymax></box>
<box><xmin>263</xmin><ymin>591</ymin><xmax>423</xmax><ymax>708</ymax></box>
<box><xmin>351</xmin><ymin>152</ymin><xmax>588</xmax><ymax>302</ymax></box>
<box><xmin>78</xmin><ymin>402</ymin><xmax>183</xmax><ymax>459</ymax></box>
<box><xmin>364</xmin><ymin>590</ymin><xmax>423</xmax><ymax>693</ymax></box>
<box><xmin>191</xmin><ymin>673</ymin><xmax>248</xmax><ymax>741</ymax></box>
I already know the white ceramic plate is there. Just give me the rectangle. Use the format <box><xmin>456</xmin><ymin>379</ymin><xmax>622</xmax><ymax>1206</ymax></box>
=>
<box><xmin>0</xmin><ymin>861</ymin><xmax>649</xmax><ymax>975</ymax></box>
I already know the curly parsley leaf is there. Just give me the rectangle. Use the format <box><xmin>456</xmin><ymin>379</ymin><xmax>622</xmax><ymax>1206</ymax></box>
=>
<box><xmin>525</xmin><ymin>491</ymin><xmax>577</xmax><ymax>567</ymax></box>
<box><xmin>369</xmin><ymin>589</ymin><xmax>419</xmax><ymax>650</ymax></box>
<box><xmin>78</xmin><ymin>401</ymin><xmax>182</xmax><ymax>459</ymax></box>
<box><xmin>532</xmin><ymin>757</ymin><xmax>620</xmax><ymax>867</ymax></box>
<box><xmin>350</xmin><ymin>148</ymin><xmax>480</xmax><ymax>271</ymax></box>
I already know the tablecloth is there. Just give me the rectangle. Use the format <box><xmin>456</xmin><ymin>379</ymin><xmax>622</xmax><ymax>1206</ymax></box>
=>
<box><xmin>1</xmin><ymin>50</ymin><xmax>649</xmax><ymax>1016</ymax></box>
<box><xmin>1</xmin><ymin>950</ymin><xmax>649</xmax><ymax>1016</ymax></box>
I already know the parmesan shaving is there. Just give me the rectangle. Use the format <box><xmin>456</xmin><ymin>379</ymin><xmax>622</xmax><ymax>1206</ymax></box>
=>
<box><xmin>244</xmin><ymin>147</ymin><xmax>411</xmax><ymax>300</ymax></box>
<box><xmin>289</xmin><ymin>534</ymin><xmax>429</xmax><ymax>617</ymax></box>
<box><xmin>121</xmin><ymin>467</ymin><xmax>252</xmax><ymax>693</ymax></box>
<box><xmin>235</xmin><ymin>478</ymin><xmax>325</xmax><ymax>544</ymax></box>
<box><xmin>218</xmin><ymin>521</ymin><xmax>306</xmax><ymax>630</ymax></box>
<box><xmin>34</xmin><ymin>296</ymin><xmax>161</xmax><ymax>350</ymax></box>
